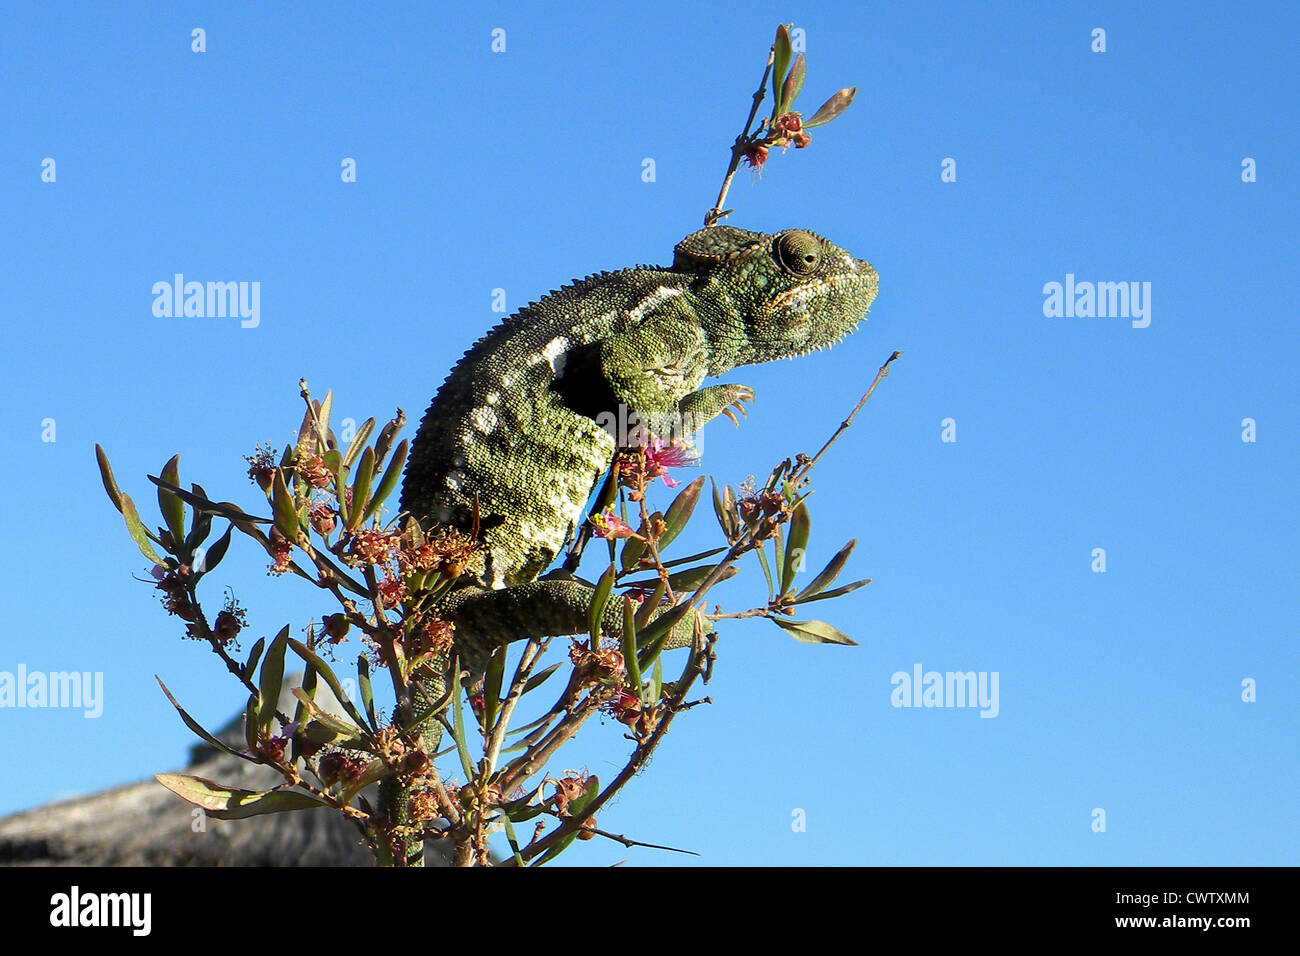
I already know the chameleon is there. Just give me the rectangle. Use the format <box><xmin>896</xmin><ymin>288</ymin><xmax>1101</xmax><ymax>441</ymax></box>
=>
<box><xmin>399</xmin><ymin>224</ymin><xmax>878</xmax><ymax>665</ymax></box>
<box><xmin>384</xmin><ymin>225</ymin><xmax>877</xmax><ymax>859</ymax></box>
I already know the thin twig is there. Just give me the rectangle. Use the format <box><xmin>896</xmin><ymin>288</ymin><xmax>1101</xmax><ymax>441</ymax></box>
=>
<box><xmin>801</xmin><ymin>351</ymin><xmax>902</xmax><ymax>474</ymax></box>
<box><xmin>705</xmin><ymin>44</ymin><xmax>776</xmax><ymax>226</ymax></box>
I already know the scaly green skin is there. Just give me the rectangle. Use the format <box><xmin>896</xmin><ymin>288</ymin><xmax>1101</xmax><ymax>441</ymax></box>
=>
<box><xmin>401</xmin><ymin>225</ymin><xmax>878</xmax><ymax>594</ymax></box>
<box><xmin>387</xmin><ymin>228</ymin><xmax>877</xmax><ymax>860</ymax></box>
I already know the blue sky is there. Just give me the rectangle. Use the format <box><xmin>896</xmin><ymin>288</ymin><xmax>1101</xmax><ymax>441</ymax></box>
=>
<box><xmin>1</xmin><ymin>1</ymin><xmax>1296</xmax><ymax>866</ymax></box>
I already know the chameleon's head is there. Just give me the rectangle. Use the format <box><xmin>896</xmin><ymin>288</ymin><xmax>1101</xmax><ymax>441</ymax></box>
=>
<box><xmin>673</xmin><ymin>226</ymin><xmax>878</xmax><ymax>365</ymax></box>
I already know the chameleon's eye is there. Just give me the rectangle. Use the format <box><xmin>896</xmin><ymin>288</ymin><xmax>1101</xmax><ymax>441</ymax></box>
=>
<box><xmin>773</xmin><ymin>231</ymin><xmax>822</xmax><ymax>276</ymax></box>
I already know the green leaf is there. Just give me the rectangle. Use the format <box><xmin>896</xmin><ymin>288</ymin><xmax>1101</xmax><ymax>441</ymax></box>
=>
<box><xmin>242</xmin><ymin>637</ymin><xmax>267</xmax><ymax>683</ymax></box>
<box><xmin>449</xmin><ymin>665</ymin><xmax>476</xmax><ymax>782</ymax></box>
<box><xmin>258</xmin><ymin>626</ymin><xmax>290</xmax><ymax>734</ymax></box>
<box><xmin>533</xmin><ymin>776</ymin><xmax>600</xmax><ymax>866</ymax></box>
<box><xmin>397</xmin><ymin>681</ymin><xmax>454</xmax><ymax>736</ymax></box>
<box><xmin>154</xmin><ymin>774</ymin><xmax>328</xmax><ymax>819</ymax></box>
<box><xmin>588</xmin><ymin>564</ymin><xmax>616</xmax><ymax>641</ymax></box>
<box><xmin>782</xmin><ymin>53</ymin><xmax>806</xmax><ymax>111</ymax></box>
<box><xmin>792</xmin><ymin>539</ymin><xmax>854</xmax><ymax>601</ymax></box>
<box><xmin>711</xmin><ymin>479</ymin><xmax>738</xmax><ymax>540</ymax></box>
<box><xmin>620</xmin><ymin>596</ymin><xmax>642</xmax><ymax>694</ymax></box>
<box><xmin>502</xmin><ymin>815</ymin><xmax>527</xmax><ymax>866</ymax></box>
<box><xmin>501</xmin><ymin>785</ymin><xmax>549</xmax><ymax>823</ymax></box>
<box><xmin>636</xmin><ymin>601</ymin><xmax>694</xmax><ymax>671</ymax></box>
<box><xmin>95</xmin><ymin>444</ymin><xmax>125</xmax><ymax>513</ymax></box>
<box><xmin>659</xmin><ymin>476</ymin><xmax>706</xmax><ymax>553</ymax></box>
<box><xmin>754</xmin><ymin>544</ymin><xmax>775</xmax><ymax>601</ymax></box>
<box><xmin>649</xmin><ymin>657</ymin><xmax>663</xmax><ymax>708</ymax></box>
<box><xmin>658</xmin><ymin>547</ymin><xmax>727</xmax><ymax>570</ymax></box>
<box><xmin>790</xmin><ymin>577</ymin><xmax>871</xmax><ymax>605</ymax></box>
<box><xmin>297</xmin><ymin>717</ymin><xmax>362</xmax><ymax>752</ymax></box>
<box><xmin>634</xmin><ymin>580</ymin><xmax>665</xmax><ymax>631</ymax></box>
<box><xmin>244</xmin><ymin>696</ymin><xmax>259</xmax><ymax>754</ymax></box>
<box><xmin>271</xmin><ymin>469</ymin><xmax>300</xmax><ymax>541</ymax></box>
<box><xmin>316</xmin><ymin>390</ymin><xmax>334</xmax><ymax>439</ymax></box>
<box><xmin>357</xmin><ymin>653</ymin><xmax>377</xmax><ymax>729</ymax></box>
<box><xmin>120</xmin><ymin>493</ymin><xmax>164</xmax><ymax>565</ymax></box>
<box><xmin>292</xmin><ymin>689</ymin><xmax>363</xmax><ymax>739</ymax></box>
<box><xmin>803</xmin><ymin>87</ymin><xmax>857</xmax><ymax>128</ymax></box>
<box><xmin>348</xmin><ymin>446</ymin><xmax>375</xmax><ymax>530</ymax></box>
<box><xmin>148</xmin><ymin>475</ymin><xmax>270</xmax><ymax>524</ymax></box>
<box><xmin>183</xmin><ymin>483</ymin><xmax>213</xmax><ymax>553</ymax></box>
<box><xmin>780</xmin><ymin>499</ymin><xmax>811</xmax><ymax>596</ymax></box>
<box><xmin>156</xmin><ymin>677</ymin><xmax>256</xmax><ymax>762</ymax></box>
<box><xmin>362</xmin><ymin>439</ymin><xmax>408</xmax><ymax>523</ymax></box>
<box><xmin>619</xmin><ymin>530</ymin><xmax>647</xmax><ymax>573</ymax></box>
<box><xmin>372</xmin><ymin>411</ymin><xmax>406</xmax><ymax>473</ymax></box>
<box><xmin>770</xmin><ymin>616</ymin><xmax>858</xmax><ymax>646</ymax></box>
<box><xmin>200</xmin><ymin>523</ymin><xmax>234</xmax><ymax>575</ymax></box>
<box><xmin>339</xmin><ymin>759</ymin><xmax>391</xmax><ymax>804</ymax></box>
<box><xmin>290</xmin><ymin>664</ymin><xmax>318</xmax><ymax>761</ymax></box>
<box><xmin>772</xmin><ymin>24</ymin><xmax>793</xmax><ymax>115</ymax></box>
<box><xmin>157</xmin><ymin>455</ymin><xmax>186</xmax><ymax>552</ymax></box>
<box><xmin>622</xmin><ymin>563</ymin><xmax>735</xmax><ymax>594</ymax></box>
<box><xmin>341</xmin><ymin>417</ymin><xmax>375</xmax><ymax>471</ymax></box>
<box><xmin>287</xmin><ymin>639</ymin><xmax>373</xmax><ymax>732</ymax></box>
<box><xmin>483</xmin><ymin>644</ymin><xmax>507</xmax><ymax>730</ymax></box>
<box><xmin>521</xmin><ymin>662</ymin><xmax>563</xmax><ymax>696</ymax></box>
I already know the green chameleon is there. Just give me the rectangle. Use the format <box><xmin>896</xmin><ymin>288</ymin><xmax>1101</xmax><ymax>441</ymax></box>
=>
<box><xmin>384</xmin><ymin>224</ymin><xmax>877</xmax><ymax>857</ymax></box>
<box><xmin>399</xmin><ymin>225</ymin><xmax>878</xmax><ymax>665</ymax></box>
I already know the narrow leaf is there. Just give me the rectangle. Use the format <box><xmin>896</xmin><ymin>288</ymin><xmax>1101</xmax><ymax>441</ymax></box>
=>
<box><xmin>271</xmin><ymin>469</ymin><xmax>300</xmax><ymax>541</ymax></box>
<box><xmin>620</xmin><ymin>596</ymin><xmax>642</xmax><ymax>694</ymax></box>
<box><xmin>156</xmin><ymin>677</ymin><xmax>255</xmax><ymax>762</ymax></box>
<box><xmin>258</xmin><ymin>626</ymin><xmax>290</xmax><ymax>734</ymax></box>
<box><xmin>803</xmin><ymin>87</ymin><xmax>857</xmax><ymax>128</ymax></box>
<box><xmin>200</xmin><ymin>523</ymin><xmax>234</xmax><ymax>575</ymax></box>
<box><xmin>793</xmin><ymin>539</ymin><xmax>855</xmax><ymax>601</ymax></box>
<box><xmin>772</xmin><ymin>24</ymin><xmax>793</xmax><ymax>115</ymax></box>
<box><xmin>483</xmin><ymin>644</ymin><xmax>507</xmax><ymax>730</ymax></box>
<box><xmin>780</xmin><ymin>499</ymin><xmax>811</xmax><ymax>596</ymax></box>
<box><xmin>770</xmin><ymin>617</ymin><xmax>858</xmax><ymax>646</ymax></box>
<box><xmin>287</xmin><ymin>639</ymin><xmax>372</xmax><ymax>732</ymax></box>
<box><xmin>521</xmin><ymin>661</ymin><xmax>563</xmax><ymax>696</ymax></box>
<box><xmin>348</xmin><ymin>446</ymin><xmax>375</xmax><ymax>530</ymax></box>
<box><xmin>341</xmin><ymin>418</ymin><xmax>375</xmax><ymax>471</ymax></box>
<box><xmin>157</xmin><ymin>455</ymin><xmax>186</xmax><ymax>551</ymax></box>
<box><xmin>362</xmin><ymin>439</ymin><xmax>408</xmax><ymax>522</ymax></box>
<box><xmin>154</xmin><ymin>774</ymin><xmax>328</xmax><ymax>819</ymax></box>
<box><xmin>588</xmin><ymin>564</ymin><xmax>616</xmax><ymax>641</ymax></box>
<box><xmin>95</xmin><ymin>444</ymin><xmax>125</xmax><ymax>512</ymax></box>
<box><xmin>120</xmin><ymin>493</ymin><xmax>164</xmax><ymax>565</ymax></box>
<box><xmin>357</xmin><ymin>653</ymin><xmax>377</xmax><ymax>729</ymax></box>
<box><xmin>659</xmin><ymin>476</ymin><xmax>706</xmax><ymax>552</ymax></box>
<box><xmin>242</xmin><ymin>636</ymin><xmax>267</xmax><ymax>682</ymax></box>
<box><xmin>790</xmin><ymin>577</ymin><xmax>871</xmax><ymax>605</ymax></box>
<box><xmin>782</xmin><ymin>53</ymin><xmax>806</xmax><ymax>111</ymax></box>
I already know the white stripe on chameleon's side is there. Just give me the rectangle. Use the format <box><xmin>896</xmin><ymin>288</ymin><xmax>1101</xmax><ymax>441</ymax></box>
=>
<box><xmin>627</xmin><ymin>286</ymin><xmax>681</xmax><ymax>325</ymax></box>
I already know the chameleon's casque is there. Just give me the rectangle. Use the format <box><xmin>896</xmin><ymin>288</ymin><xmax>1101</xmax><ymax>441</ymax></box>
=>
<box><xmin>400</xmin><ymin>226</ymin><xmax>878</xmax><ymax>591</ymax></box>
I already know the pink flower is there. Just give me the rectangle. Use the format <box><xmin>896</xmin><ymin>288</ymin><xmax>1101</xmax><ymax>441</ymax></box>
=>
<box><xmin>643</xmin><ymin>438</ymin><xmax>697</xmax><ymax>488</ymax></box>
<box><xmin>590</xmin><ymin>509</ymin><xmax>637</xmax><ymax>539</ymax></box>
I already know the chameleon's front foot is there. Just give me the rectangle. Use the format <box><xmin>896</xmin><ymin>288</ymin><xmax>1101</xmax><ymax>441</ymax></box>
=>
<box><xmin>679</xmin><ymin>383</ymin><xmax>755</xmax><ymax>430</ymax></box>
